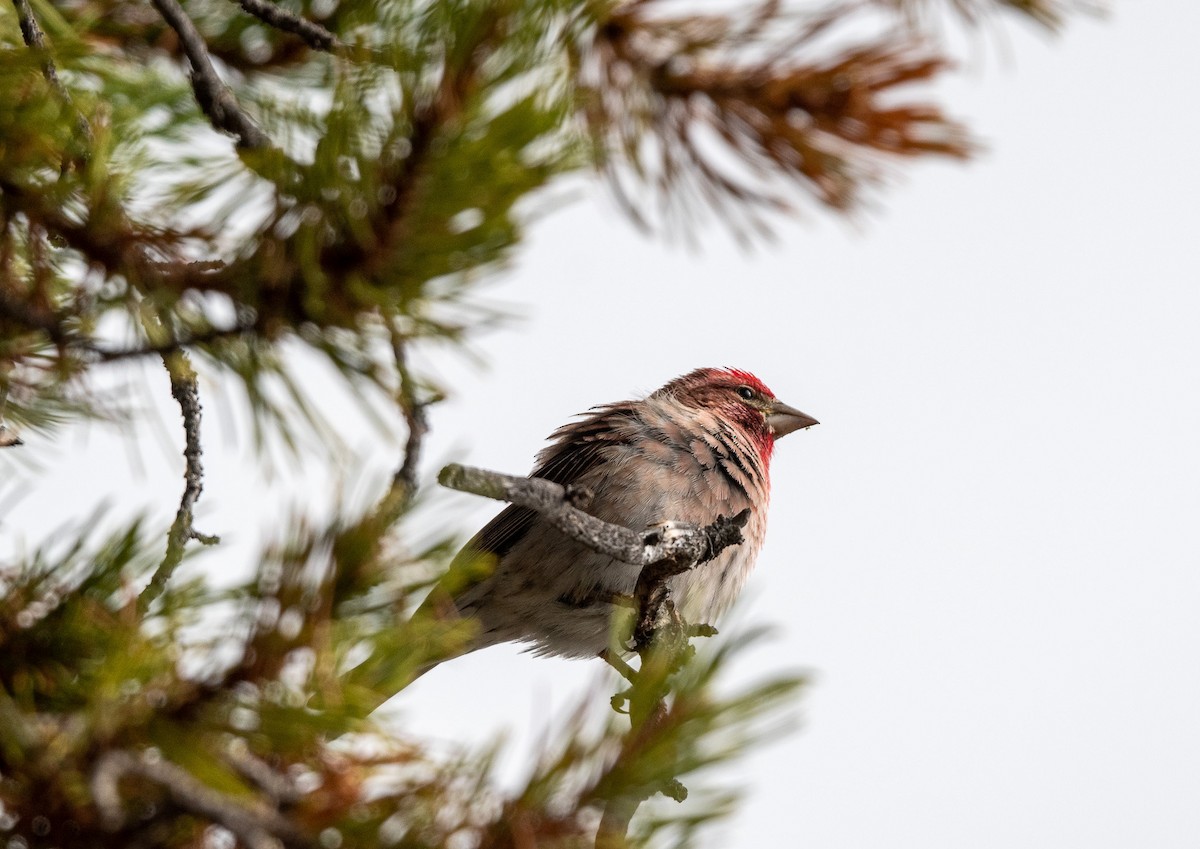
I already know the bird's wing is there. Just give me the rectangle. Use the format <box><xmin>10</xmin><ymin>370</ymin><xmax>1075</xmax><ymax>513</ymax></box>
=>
<box><xmin>414</xmin><ymin>403</ymin><xmax>639</xmax><ymax>663</ymax></box>
<box><xmin>459</xmin><ymin>402</ymin><xmax>638</xmax><ymax>564</ymax></box>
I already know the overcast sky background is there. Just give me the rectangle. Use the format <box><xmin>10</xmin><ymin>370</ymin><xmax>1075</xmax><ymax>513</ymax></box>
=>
<box><xmin>3</xmin><ymin>1</ymin><xmax>1199</xmax><ymax>847</ymax></box>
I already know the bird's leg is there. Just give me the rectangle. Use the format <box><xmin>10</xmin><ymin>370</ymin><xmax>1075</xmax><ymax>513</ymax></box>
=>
<box><xmin>601</xmin><ymin>648</ymin><xmax>637</xmax><ymax>683</ymax></box>
<box><xmin>601</xmin><ymin>648</ymin><xmax>636</xmax><ymax>714</ymax></box>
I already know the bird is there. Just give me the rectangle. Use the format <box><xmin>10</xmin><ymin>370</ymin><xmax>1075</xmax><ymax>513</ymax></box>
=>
<box><xmin>423</xmin><ymin>367</ymin><xmax>817</xmax><ymax>663</ymax></box>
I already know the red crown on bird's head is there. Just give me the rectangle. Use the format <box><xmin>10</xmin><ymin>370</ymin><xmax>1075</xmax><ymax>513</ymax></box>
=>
<box><xmin>716</xmin><ymin>368</ymin><xmax>775</xmax><ymax>398</ymax></box>
<box><xmin>655</xmin><ymin>367</ymin><xmax>776</xmax><ymax>400</ymax></box>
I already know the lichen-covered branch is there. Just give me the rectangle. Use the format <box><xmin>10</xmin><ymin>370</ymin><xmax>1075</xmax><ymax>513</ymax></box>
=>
<box><xmin>391</xmin><ymin>334</ymin><xmax>428</xmax><ymax>504</ymax></box>
<box><xmin>437</xmin><ymin>463</ymin><xmax>747</xmax><ymax>639</ymax></box>
<box><xmin>139</xmin><ymin>351</ymin><xmax>217</xmax><ymax>613</ymax></box>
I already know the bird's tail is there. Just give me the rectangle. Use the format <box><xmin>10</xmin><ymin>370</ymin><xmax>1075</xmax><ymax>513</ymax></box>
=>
<box><xmin>402</xmin><ymin>585</ymin><xmax>494</xmax><ymax>682</ymax></box>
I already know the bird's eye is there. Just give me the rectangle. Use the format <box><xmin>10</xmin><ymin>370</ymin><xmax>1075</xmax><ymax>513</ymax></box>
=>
<box><xmin>736</xmin><ymin>386</ymin><xmax>755</xmax><ymax>401</ymax></box>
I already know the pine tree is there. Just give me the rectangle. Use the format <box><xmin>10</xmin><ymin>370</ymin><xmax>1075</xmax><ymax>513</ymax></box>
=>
<box><xmin>1</xmin><ymin>1</ymin><xmax>1083</xmax><ymax>846</ymax></box>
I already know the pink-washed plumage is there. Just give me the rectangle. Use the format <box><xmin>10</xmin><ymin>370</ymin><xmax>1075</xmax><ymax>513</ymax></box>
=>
<box><xmin>437</xmin><ymin>368</ymin><xmax>817</xmax><ymax>659</ymax></box>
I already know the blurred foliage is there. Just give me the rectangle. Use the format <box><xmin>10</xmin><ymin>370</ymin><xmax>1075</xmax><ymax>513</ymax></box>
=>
<box><xmin>0</xmin><ymin>0</ymin><xmax>1073</xmax><ymax>438</ymax></box>
<box><xmin>1</xmin><ymin>0</ymin><xmax>1081</xmax><ymax>846</ymax></box>
<box><xmin>0</xmin><ymin>513</ymin><xmax>804</xmax><ymax>848</ymax></box>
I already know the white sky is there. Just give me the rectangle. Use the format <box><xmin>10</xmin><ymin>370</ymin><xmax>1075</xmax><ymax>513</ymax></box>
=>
<box><xmin>3</xmin><ymin>2</ymin><xmax>1199</xmax><ymax>847</ymax></box>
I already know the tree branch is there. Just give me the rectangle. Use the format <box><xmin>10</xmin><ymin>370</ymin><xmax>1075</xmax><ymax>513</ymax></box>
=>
<box><xmin>438</xmin><ymin>462</ymin><xmax>747</xmax><ymax>653</ymax></box>
<box><xmin>234</xmin><ymin>0</ymin><xmax>340</xmax><ymax>52</ymax></box>
<box><xmin>139</xmin><ymin>351</ymin><xmax>217</xmax><ymax>613</ymax></box>
<box><xmin>439</xmin><ymin>463</ymin><xmax>746</xmax><ymax>576</ymax></box>
<box><xmin>360</xmin><ymin>333</ymin><xmax>432</xmax><ymax>540</ymax></box>
<box><xmin>227</xmin><ymin>0</ymin><xmax>399</xmax><ymax>68</ymax></box>
<box><xmin>150</xmin><ymin>0</ymin><xmax>273</xmax><ymax>150</ymax></box>
<box><xmin>391</xmin><ymin>335</ymin><xmax>427</xmax><ymax>500</ymax></box>
<box><xmin>0</xmin><ymin>178</ymin><xmax>239</xmax><ymax>301</ymax></box>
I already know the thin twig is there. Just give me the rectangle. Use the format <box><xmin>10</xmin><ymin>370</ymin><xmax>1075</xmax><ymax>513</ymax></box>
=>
<box><xmin>0</xmin><ymin>179</ymin><xmax>236</xmax><ymax>300</ymax></box>
<box><xmin>228</xmin><ymin>0</ymin><xmax>395</xmax><ymax>66</ymax></box>
<box><xmin>361</xmin><ymin>333</ymin><xmax>431</xmax><ymax>533</ymax></box>
<box><xmin>438</xmin><ymin>463</ymin><xmax>747</xmax><ymax>574</ymax></box>
<box><xmin>630</xmin><ymin>515</ymin><xmax>746</xmax><ymax>650</ymax></box>
<box><xmin>150</xmin><ymin>0</ymin><xmax>272</xmax><ymax>150</ymax></box>
<box><xmin>0</xmin><ymin>280</ymin><xmax>256</xmax><ymax>364</ymax></box>
<box><xmin>139</xmin><ymin>351</ymin><xmax>217</xmax><ymax>613</ymax></box>
<box><xmin>91</xmin><ymin>750</ymin><xmax>313</xmax><ymax>849</ymax></box>
<box><xmin>391</xmin><ymin>333</ymin><xmax>428</xmax><ymax>504</ymax></box>
<box><xmin>235</xmin><ymin>0</ymin><xmax>340</xmax><ymax>51</ymax></box>
<box><xmin>439</xmin><ymin>461</ymin><xmax>747</xmax><ymax>673</ymax></box>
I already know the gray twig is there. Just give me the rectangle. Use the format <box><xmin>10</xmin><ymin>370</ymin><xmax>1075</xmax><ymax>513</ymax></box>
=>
<box><xmin>437</xmin><ymin>463</ymin><xmax>746</xmax><ymax>574</ymax></box>
<box><xmin>150</xmin><ymin>0</ymin><xmax>272</xmax><ymax>150</ymax></box>
<box><xmin>439</xmin><ymin>462</ymin><xmax>747</xmax><ymax>653</ymax></box>
<box><xmin>91</xmin><ymin>750</ymin><xmax>312</xmax><ymax>849</ymax></box>
<box><xmin>140</xmin><ymin>352</ymin><xmax>218</xmax><ymax>613</ymax></box>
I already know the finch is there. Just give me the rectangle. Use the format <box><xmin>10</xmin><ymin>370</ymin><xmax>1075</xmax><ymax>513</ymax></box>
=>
<box><xmin>429</xmin><ymin>367</ymin><xmax>816</xmax><ymax>660</ymax></box>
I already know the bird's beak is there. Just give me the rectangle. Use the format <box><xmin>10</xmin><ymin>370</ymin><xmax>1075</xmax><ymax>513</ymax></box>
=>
<box><xmin>766</xmin><ymin>400</ymin><xmax>819</xmax><ymax>438</ymax></box>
